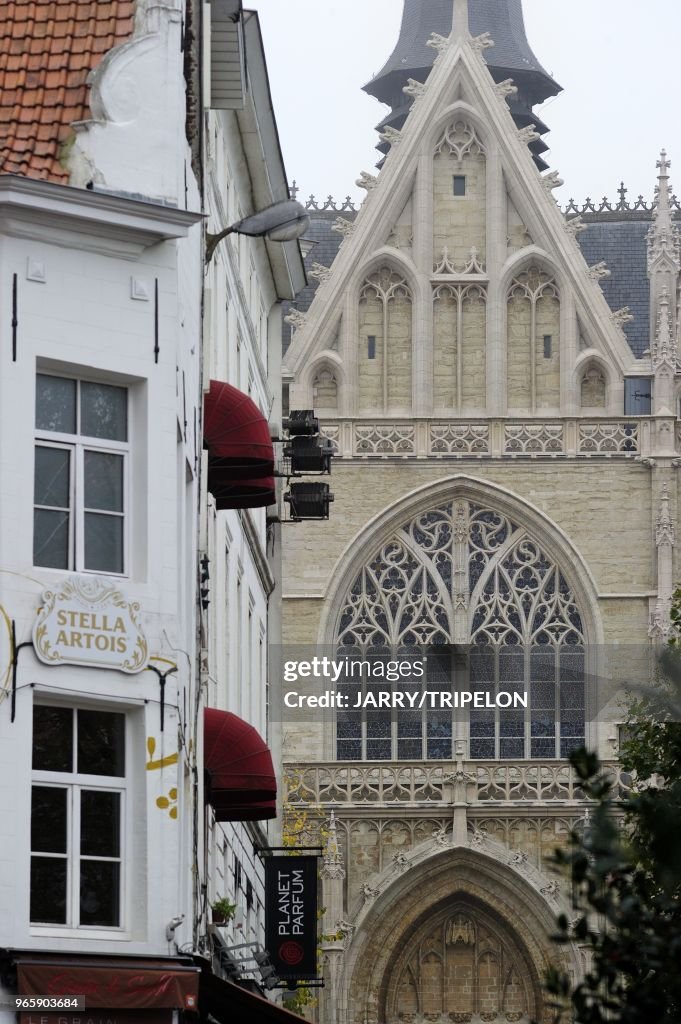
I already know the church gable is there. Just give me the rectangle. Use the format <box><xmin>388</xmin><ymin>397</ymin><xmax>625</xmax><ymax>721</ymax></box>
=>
<box><xmin>285</xmin><ymin>12</ymin><xmax>635</xmax><ymax>418</ymax></box>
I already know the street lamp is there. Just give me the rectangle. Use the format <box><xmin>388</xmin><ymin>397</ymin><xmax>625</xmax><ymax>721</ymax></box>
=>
<box><xmin>205</xmin><ymin>199</ymin><xmax>309</xmax><ymax>263</ymax></box>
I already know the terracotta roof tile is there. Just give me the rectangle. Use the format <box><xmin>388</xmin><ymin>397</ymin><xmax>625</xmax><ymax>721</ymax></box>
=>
<box><xmin>1</xmin><ymin>1</ymin><xmax>135</xmax><ymax>182</ymax></box>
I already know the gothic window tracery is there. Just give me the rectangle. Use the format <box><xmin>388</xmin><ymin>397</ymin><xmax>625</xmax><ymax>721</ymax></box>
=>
<box><xmin>335</xmin><ymin>500</ymin><xmax>585</xmax><ymax>762</ymax></box>
<box><xmin>433</xmin><ymin>284</ymin><xmax>487</xmax><ymax>412</ymax></box>
<box><xmin>507</xmin><ymin>265</ymin><xmax>560</xmax><ymax>411</ymax></box>
<box><xmin>358</xmin><ymin>266</ymin><xmax>412</xmax><ymax>413</ymax></box>
<box><xmin>433</xmin><ymin>120</ymin><xmax>487</xmax><ymax>271</ymax></box>
<box><xmin>387</xmin><ymin>906</ymin><xmax>534</xmax><ymax>1024</ymax></box>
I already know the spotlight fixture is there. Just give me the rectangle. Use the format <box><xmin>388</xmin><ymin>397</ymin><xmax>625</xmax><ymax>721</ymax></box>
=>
<box><xmin>284</xmin><ymin>482</ymin><xmax>334</xmax><ymax>521</ymax></box>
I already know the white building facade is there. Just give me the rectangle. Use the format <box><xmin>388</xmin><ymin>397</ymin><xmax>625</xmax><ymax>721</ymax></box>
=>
<box><xmin>0</xmin><ymin>2</ymin><xmax>305</xmax><ymax>1024</ymax></box>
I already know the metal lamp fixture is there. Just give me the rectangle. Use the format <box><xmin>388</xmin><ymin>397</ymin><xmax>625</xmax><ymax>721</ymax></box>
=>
<box><xmin>205</xmin><ymin>199</ymin><xmax>310</xmax><ymax>263</ymax></box>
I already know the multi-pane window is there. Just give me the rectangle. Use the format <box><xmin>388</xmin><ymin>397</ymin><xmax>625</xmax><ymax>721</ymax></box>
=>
<box><xmin>34</xmin><ymin>374</ymin><xmax>128</xmax><ymax>574</ymax></box>
<box><xmin>30</xmin><ymin>705</ymin><xmax>126</xmax><ymax>928</ymax></box>
<box><xmin>335</xmin><ymin>500</ymin><xmax>586</xmax><ymax>762</ymax></box>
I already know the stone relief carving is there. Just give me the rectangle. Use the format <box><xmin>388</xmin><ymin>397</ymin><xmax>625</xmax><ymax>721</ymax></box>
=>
<box><xmin>517</xmin><ymin>124</ymin><xmax>540</xmax><ymax>145</ymax></box>
<box><xmin>434</xmin><ymin>120</ymin><xmax>486</xmax><ymax>160</ymax></box>
<box><xmin>565</xmin><ymin>215</ymin><xmax>586</xmax><ymax>237</ymax></box>
<box><xmin>379</xmin><ymin>126</ymin><xmax>403</xmax><ymax>148</ymax></box>
<box><xmin>494</xmin><ymin>79</ymin><xmax>518</xmax><ymax>100</ymax></box>
<box><xmin>587</xmin><ymin>261</ymin><xmax>611</xmax><ymax>282</ymax></box>
<box><xmin>332</xmin><ymin>216</ymin><xmax>356</xmax><ymax>238</ymax></box>
<box><xmin>355</xmin><ymin>425</ymin><xmax>416</xmax><ymax>457</ymax></box>
<box><xmin>470</xmin><ymin>32</ymin><xmax>495</xmax><ymax>53</ymax></box>
<box><xmin>309</xmin><ymin>262</ymin><xmax>332</xmax><ymax>283</ymax></box>
<box><xmin>403</xmin><ymin>78</ymin><xmax>427</xmax><ymax>99</ymax></box>
<box><xmin>427</xmin><ymin>32</ymin><xmax>451</xmax><ymax>54</ymax></box>
<box><xmin>541</xmin><ymin>170</ymin><xmax>564</xmax><ymax>192</ymax></box>
<box><xmin>284</xmin><ymin>308</ymin><xmax>307</xmax><ymax>331</ymax></box>
<box><xmin>610</xmin><ymin>306</ymin><xmax>634</xmax><ymax>327</ymax></box>
<box><xmin>504</xmin><ymin>424</ymin><xmax>564</xmax><ymax>455</ymax></box>
<box><xmin>578</xmin><ymin>422</ymin><xmax>639</xmax><ymax>454</ymax></box>
<box><xmin>356</xmin><ymin>170</ymin><xmax>378</xmax><ymax>191</ymax></box>
<box><xmin>430</xmin><ymin>423</ymin><xmax>490</xmax><ymax>456</ymax></box>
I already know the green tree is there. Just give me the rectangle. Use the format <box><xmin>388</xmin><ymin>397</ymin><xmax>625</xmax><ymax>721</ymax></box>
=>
<box><xmin>546</xmin><ymin>641</ymin><xmax>681</xmax><ymax>1023</ymax></box>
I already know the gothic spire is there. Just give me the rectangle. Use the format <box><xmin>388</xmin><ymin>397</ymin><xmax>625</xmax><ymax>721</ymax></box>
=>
<box><xmin>364</xmin><ymin>0</ymin><xmax>561</xmax><ymax>168</ymax></box>
<box><xmin>648</xmin><ymin>151</ymin><xmax>681</xmax><ymax>359</ymax></box>
<box><xmin>648</xmin><ymin>150</ymin><xmax>680</xmax><ymax>273</ymax></box>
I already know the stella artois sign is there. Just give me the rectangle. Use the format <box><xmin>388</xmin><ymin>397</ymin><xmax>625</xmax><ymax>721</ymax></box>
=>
<box><xmin>33</xmin><ymin>577</ymin><xmax>149</xmax><ymax>674</ymax></box>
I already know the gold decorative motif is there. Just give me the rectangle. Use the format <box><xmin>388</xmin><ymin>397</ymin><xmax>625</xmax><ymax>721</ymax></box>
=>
<box><xmin>146</xmin><ymin>736</ymin><xmax>179</xmax><ymax>772</ymax></box>
<box><xmin>156</xmin><ymin>787</ymin><xmax>178</xmax><ymax>819</ymax></box>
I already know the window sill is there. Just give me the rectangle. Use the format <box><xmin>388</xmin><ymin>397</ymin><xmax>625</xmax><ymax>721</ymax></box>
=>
<box><xmin>30</xmin><ymin>926</ymin><xmax>132</xmax><ymax>941</ymax></box>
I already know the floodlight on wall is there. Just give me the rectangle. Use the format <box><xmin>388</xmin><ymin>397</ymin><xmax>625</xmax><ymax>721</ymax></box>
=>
<box><xmin>284</xmin><ymin>434</ymin><xmax>334</xmax><ymax>474</ymax></box>
<box><xmin>283</xmin><ymin>409</ymin><xmax>319</xmax><ymax>435</ymax></box>
<box><xmin>284</xmin><ymin>482</ymin><xmax>334</xmax><ymax>521</ymax></box>
<box><xmin>205</xmin><ymin>200</ymin><xmax>310</xmax><ymax>263</ymax></box>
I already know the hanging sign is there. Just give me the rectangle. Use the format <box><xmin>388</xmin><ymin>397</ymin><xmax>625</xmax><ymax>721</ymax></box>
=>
<box><xmin>265</xmin><ymin>855</ymin><xmax>319</xmax><ymax>981</ymax></box>
<box><xmin>33</xmin><ymin>577</ymin><xmax>149</xmax><ymax>674</ymax></box>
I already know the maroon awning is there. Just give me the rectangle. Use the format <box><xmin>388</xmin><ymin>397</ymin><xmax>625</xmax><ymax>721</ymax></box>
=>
<box><xmin>210</xmin><ymin>473</ymin><xmax>276</xmax><ymax>510</ymax></box>
<box><xmin>204</xmin><ymin>380</ymin><xmax>274</xmax><ymax>477</ymax></box>
<box><xmin>204</xmin><ymin>708</ymin><xmax>277</xmax><ymax>821</ymax></box>
<box><xmin>16</xmin><ymin>957</ymin><xmax>199</xmax><ymax>1011</ymax></box>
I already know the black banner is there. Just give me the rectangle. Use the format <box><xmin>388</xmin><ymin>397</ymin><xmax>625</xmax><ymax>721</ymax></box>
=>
<box><xmin>265</xmin><ymin>855</ymin><xmax>318</xmax><ymax>981</ymax></box>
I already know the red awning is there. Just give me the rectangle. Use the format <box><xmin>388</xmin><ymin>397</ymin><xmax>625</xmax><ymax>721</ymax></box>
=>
<box><xmin>204</xmin><ymin>380</ymin><xmax>274</xmax><ymax>478</ymax></box>
<box><xmin>210</xmin><ymin>473</ymin><xmax>276</xmax><ymax>510</ymax></box>
<box><xmin>204</xmin><ymin>708</ymin><xmax>277</xmax><ymax>821</ymax></box>
<box><xmin>208</xmin><ymin>798</ymin><xmax>277</xmax><ymax>822</ymax></box>
<box><xmin>16</xmin><ymin>957</ymin><xmax>200</xmax><ymax>1011</ymax></box>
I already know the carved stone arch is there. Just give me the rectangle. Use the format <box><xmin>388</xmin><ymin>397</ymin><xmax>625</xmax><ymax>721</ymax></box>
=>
<box><xmin>355</xmin><ymin>254</ymin><xmax>417</xmax><ymax>416</ymax></box>
<box><xmin>424</xmin><ymin>99</ymin><xmax>495</xmax><ymax>160</ymax></box>
<box><xmin>318</xmin><ymin>475</ymin><xmax>604</xmax><ymax>649</ymax></box>
<box><xmin>299</xmin><ymin>351</ymin><xmax>346</xmax><ymax>412</ymax></box>
<box><xmin>350</xmin><ymin>247</ymin><xmax>424</xmax><ymax>307</ymax></box>
<box><xmin>503</xmin><ymin>250</ymin><xmax>562</xmax><ymax>413</ymax></box>
<box><xmin>340</xmin><ymin>845</ymin><xmax>580</xmax><ymax>1024</ymax></box>
<box><xmin>499</xmin><ymin>246</ymin><xmax>567</xmax><ymax>299</ymax></box>
<box><xmin>575</xmin><ymin>350</ymin><xmax>612</xmax><ymax>411</ymax></box>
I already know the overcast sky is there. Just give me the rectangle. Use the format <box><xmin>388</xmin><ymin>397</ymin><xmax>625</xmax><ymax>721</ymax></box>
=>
<box><xmin>251</xmin><ymin>0</ymin><xmax>681</xmax><ymax>208</ymax></box>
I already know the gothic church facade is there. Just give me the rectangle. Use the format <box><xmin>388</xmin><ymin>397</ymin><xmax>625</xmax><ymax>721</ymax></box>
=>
<box><xmin>280</xmin><ymin>3</ymin><xmax>680</xmax><ymax>1022</ymax></box>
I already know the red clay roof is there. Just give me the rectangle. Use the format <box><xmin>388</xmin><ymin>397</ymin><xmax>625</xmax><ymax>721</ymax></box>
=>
<box><xmin>1</xmin><ymin>1</ymin><xmax>136</xmax><ymax>183</ymax></box>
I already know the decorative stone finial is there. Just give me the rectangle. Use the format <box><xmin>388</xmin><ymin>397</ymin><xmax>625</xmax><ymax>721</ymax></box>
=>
<box><xmin>321</xmin><ymin>809</ymin><xmax>345</xmax><ymax>880</ymax></box>
<box><xmin>653</xmin><ymin>287</ymin><xmax>679</xmax><ymax>372</ymax></box>
<box><xmin>648</xmin><ymin>149</ymin><xmax>680</xmax><ymax>271</ymax></box>
<box><xmin>452</xmin><ymin>0</ymin><xmax>469</xmax><ymax>40</ymax></box>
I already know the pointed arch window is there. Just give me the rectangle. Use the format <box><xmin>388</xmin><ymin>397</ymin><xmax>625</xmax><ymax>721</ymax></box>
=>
<box><xmin>358</xmin><ymin>266</ymin><xmax>412</xmax><ymax>413</ymax></box>
<box><xmin>507</xmin><ymin>265</ymin><xmax>560</xmax><ymax>411</ymax></box>
<box><xmin>335</xmin><ymin>500</ymin><xmax>585</xmax><ymax>762</ymax></box>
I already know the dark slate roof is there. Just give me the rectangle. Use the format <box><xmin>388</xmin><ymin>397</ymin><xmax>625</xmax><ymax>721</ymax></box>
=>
<box><xmin>285</xmin><ymin>209</ymin><xmax>667</xmax><ymax>362</ymax></box>
<box><xmin>284</xmin><ymin>212</ymin><xmax>344</xmax><ymax>354</ymax></box>
<box><xmin>577</xmin><ymin>220</ymin><xmax>651</xmax><ymax>358</ymax></box>
<box><xmin>364</xmin><ymin>0</ymin><xmax>560</xmax><ymax>103</ymax></box>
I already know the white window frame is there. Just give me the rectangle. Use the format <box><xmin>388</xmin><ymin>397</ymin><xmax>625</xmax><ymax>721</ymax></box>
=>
<box><xmin>34</xmin><ymin>375</ymin><xmax>130</xmax><ymax>576</ymax></box>
<box><xmin>30</xmin><ymin>706</ymin><xmax>128</xmax><ymax>933</ymax></box>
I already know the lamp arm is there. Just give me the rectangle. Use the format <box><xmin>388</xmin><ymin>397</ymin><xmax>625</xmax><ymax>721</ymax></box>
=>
<box><xmin>205</xmin><ymin>224</ymin><xmax>236</xmax><ymax>264</ymax></box>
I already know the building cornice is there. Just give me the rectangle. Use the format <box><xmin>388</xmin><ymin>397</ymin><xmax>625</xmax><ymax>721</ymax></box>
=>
<box><xmin>0</xmin><ymin>174</ymin><xmax>203</xmax><ymax>259</ymax></box>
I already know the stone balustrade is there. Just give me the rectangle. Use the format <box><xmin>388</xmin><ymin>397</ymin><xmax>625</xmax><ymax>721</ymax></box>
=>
<box><xmin>319</xmin><ymin>418</ymin><xmax>651</xmax><ymax>459</ymax></box>
<box><xmin>284</xmin><ymin>759</ymin><xmax>631</xmax><ymax>806</ymax></box>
